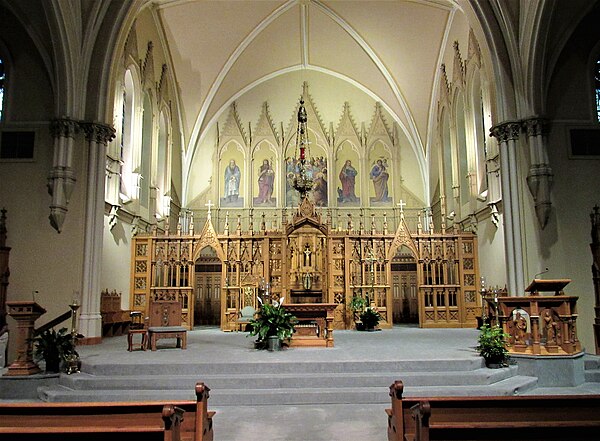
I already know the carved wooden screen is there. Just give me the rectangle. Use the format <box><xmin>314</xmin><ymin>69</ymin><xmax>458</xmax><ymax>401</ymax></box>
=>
<box><xmin>347</xmin><ymin>237</ymin><xmax>393</xmax><ymax>328</ymax></box>
<box><xmin>416</xmin><ymin>232</ymin><xmax>480</xmax><ymax>328</ymax></box>
<box><xmin>130</xmin><ymin>236</ymin><xmax>194</xmax><ymax>330</ymax></box>
<box><xmin>329</xmin><ymin>236</ymin><xmax>346</xmax><ymax>328</ymax></box>
<box><xmin>131</xmin><ymin>237</ymin><xmax>152</xmax><ymax>315</ymax></box>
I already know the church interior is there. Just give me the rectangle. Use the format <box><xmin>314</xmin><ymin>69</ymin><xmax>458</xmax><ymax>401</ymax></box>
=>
<box><xmin>2</xmin><ymin>0</ymin><xmax>600</xmax><ymax>439</ymax></box>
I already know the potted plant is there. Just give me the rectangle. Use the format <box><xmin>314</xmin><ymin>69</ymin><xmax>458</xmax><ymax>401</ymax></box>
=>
<box><xmin>349</xmin><ymin>294</ymin><xmax>367</xmax><ymax>330</ymax></box>
<box><xmin>359</xmin><ymin>306</ymin><xmax>381</xmax><ymax>331</ymax></box>
<box><xmin>33</xmin><ymin>327</ymin><xmax>78</xmax><ymax>373</ymax></box>
<box><xmin>477</xmin><ymin>323</ymin><xmax>509</xmax><ymax>367</ymax></box>
<box><xmin>249</xmin><ymin>298</ymin><xmax>297</xmax><ymax>351</ymax></box>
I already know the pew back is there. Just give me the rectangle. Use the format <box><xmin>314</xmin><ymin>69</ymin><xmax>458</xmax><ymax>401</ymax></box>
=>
<box><xmin>0</xmin><ymin>383</ymin><xmax>214</xmax><ymax>441</ymax></box>
<box><xmin>387</xmin><ymin>380</ymin><xmax>600</xmax><ymax>441</ymax></box>
<box><xmin>0</xmin><ymin>402</ymin><xmax>183</xmax><ymax>441</ymax></box>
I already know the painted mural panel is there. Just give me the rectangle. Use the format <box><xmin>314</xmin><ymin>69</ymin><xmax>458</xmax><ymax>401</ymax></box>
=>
<box><xmin>285</xmin><ymin>132</ymin><xmax>328</xmax><ymax>207</ymax></box>
<box><xmin>253</xmin><ymin>142</ymin><xmax>277</xmax><ymax>207</ymax></box>
<box><xmin>220</xmin><ymin>142</ymin><xmax>245</xmax><ymax>208</ymax></box>
<box><xmin>369</xmin><ymin>141</ymin><xmax>392</xmax><ymax>206</ymax></box>
<box><xmin>284</xmin><ymin>156</ymin><xmax>328</xmax><ymax>207</ymax></box>
<box><xmin>336</xmin><ymin>141</ymin><xmax>360</xmax><ymax>207</ymax></box>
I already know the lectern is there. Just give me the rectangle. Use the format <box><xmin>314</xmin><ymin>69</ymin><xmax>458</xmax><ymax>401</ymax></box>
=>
<box><xmin>525</xmin><ymin>279</ymin><xmax>571</xmax><ymax>296</ymax></box>
<box><xmin>4</xmin><ymin>301</ymin><xmax>46</xmax><ymax>376</ymax></box>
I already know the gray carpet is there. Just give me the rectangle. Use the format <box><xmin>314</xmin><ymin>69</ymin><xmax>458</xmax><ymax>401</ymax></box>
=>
<box><xmin>3</xmin><ymin>326</ymin><xmax>600</xmax><ymax>441</ymax></box>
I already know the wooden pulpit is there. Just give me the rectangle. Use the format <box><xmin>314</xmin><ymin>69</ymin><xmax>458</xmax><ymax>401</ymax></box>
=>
<box><xmin>4</xmin><ymin>301</ymin><xmax>46</xmax><ymax>376</ymax></box>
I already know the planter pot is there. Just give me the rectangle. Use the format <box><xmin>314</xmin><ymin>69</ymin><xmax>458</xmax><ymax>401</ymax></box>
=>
<box><xmin>45</xmin><ymin>357</ymin><xmax>61</xmax><ymax>373</ymax></box>
<box><xmin>267</xmin><ymin>336</ymin><xmax>282</xmax><ymax>351</ymax></box>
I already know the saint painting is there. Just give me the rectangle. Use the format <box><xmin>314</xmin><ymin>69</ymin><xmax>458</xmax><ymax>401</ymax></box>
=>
<box><xmin>254</xmin><ymin>159</ymin><xmax>276</xmax><ymax>206</ymax></box>
<box><xmin>312</xmin><ymin>168</ymin><xmax>328</xmax><ymax>207</ymax></box>
<box><xmin>285</xmin><ymin>156</ymin><xmax>328</xmax><ymax>206</ymax></box>
<box><xmin>370</xmin><ymin>158</ymin><xmax>391</xmax><ymax>205</ymax></box>
<box><xmin>221</xmin><ymin>159</ymin><xmax>243</xmax><ymax>207</ymax></box>
<box><xmin>337</xmin><ymin>159</ymin><xmax>359</xmax><ymax>206</ymax></box>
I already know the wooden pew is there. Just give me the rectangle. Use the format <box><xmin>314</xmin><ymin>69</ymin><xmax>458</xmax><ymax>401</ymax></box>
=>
<box><xmin>0</xmin><ymin>382</ymin><xmax>215</xmax><ymax>441</ymax></box>
<box><xmin>386</xmin><ymin>380</ymin><xmax>600</xmax><ymax>441</ymax></box>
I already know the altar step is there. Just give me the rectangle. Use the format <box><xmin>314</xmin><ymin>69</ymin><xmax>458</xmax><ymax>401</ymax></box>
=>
<box><xmin>38</xmin><ymin>359</ymin><xmax>538</xmax><ymax>404</ymax></box>
<box><xmin>584</xmin><ymin>356</ymin><xmax>600</xmax><ymax>382</ymax></box>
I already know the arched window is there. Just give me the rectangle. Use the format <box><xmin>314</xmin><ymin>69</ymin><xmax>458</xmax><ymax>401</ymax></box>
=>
<box><xmin>140</xmin><ymin>92</ymin><xmax>153</xmax><ymax>209</ymax></box>
<box><xmin>455</xmin><ymin>92</ymin><xmax>470</xmax><ymax>205</ymax></box>
<box><xmin>120</xmin><ymin>67</ymin><xmax>139</xmax><ymax>202</ymax></box>
<box><xmin>0</xmin><ymin>57</ymin><xmax>5</xmax><ymax>121</ymax></box>
<box><xmin>156</xmin><ymin>110</ymin><xmax>169</xmax><ymax>217</ymax></box>
<box><xmin>595</xmin><ymin>57</ymin><xmax>600</xmax><ymax>122</ymax></box>
<box><xmin>469</xmin><ymin>69</ymin><xmax>493</xmax><ymax>198</ymax></box>
<box><xmin>441</xmin><ymin>110</ymin><xmax>454</xmax><ymax>215</ymax></box>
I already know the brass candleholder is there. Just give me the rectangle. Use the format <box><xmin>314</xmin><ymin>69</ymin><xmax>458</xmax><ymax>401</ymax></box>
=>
<box><xmin>66</xmin><ymin>299</ymin><xmax>81</xmax><ymax>375</ymax></box>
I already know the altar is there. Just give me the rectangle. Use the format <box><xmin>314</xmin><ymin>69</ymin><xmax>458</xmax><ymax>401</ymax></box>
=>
<box><xmin>283</xmin><ymin>303</ymin><xmax>337</xmax><ymax>348</ymax></box>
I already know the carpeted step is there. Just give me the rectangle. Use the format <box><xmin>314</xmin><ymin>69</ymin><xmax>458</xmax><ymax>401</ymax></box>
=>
<box><xmin>79</xmin><ymin>358</ymin><xmax>485</xmax><ymax>376</ymax></box>
<box><xmin>584</xmin><ymin>369</ymin><xmax>600</xmax><ymax>382</ymax></box>
<box><xmin>39</xmin><ymin>375</ymin><xmax>538</xmax><ymax>405</ymax></box>
<box><xmin>57</xmin><ymin>366</ymin><xmax>519</xmax><ymax>391</ymax></box>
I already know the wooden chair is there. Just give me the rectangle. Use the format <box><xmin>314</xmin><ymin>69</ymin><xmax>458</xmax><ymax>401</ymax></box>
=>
<box><xmin>147</xmin><ymin>301</ymin><xmax>187</xmax><ymax>351</ymax></box>
<box><xmin>235</xmin><ymin>305</ymin><xmax>256</xmax><ymax>332</ymax></box>
<box><xmin>127</xmin><ymin>311</ymin><xmax>148</xmax><ymax>351</ymax></box>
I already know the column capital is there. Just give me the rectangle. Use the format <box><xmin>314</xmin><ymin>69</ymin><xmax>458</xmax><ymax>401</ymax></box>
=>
<box><xmin>523</xmin><ymin>117</ymin><xmax>548</xmax><ymax>138</ymax></box>
<box><xmin>490</xmin><ymin>120</ymin><xmax>522</xmax><ymax>143</ymax></box>
<box><xmin>50</xmin><ymin>117</ymin><xmax>79</xmax><ymax>139</ymax></box>
<box><xmin>80</xmin><ymin>122</ymin><xmax>116</xmax><ymax>145</ymax></box>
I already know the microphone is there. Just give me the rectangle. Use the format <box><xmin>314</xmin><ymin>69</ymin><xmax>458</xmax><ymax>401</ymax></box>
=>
<box><xmin>533</xmin><ymin>268</ymin><xmax>549</xmax><ymax>279</ymax></box>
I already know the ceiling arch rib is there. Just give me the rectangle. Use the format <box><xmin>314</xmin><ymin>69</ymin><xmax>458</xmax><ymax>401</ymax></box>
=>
<box><xmin>185</xmin><ymin>0</ymin><xmax>297</xmax><ymax>172</ymax></box>
<box><xmin>310</xmin><ymin>0</ymin><xmax>424</xmax><ymax>155</ymax></box>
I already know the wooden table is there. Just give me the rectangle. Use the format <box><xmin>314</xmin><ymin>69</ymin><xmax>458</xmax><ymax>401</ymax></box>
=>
<box><xmin>283</xmin><ymin>303</ymin><xmax>337</xmax><ymax>348</ymax></box>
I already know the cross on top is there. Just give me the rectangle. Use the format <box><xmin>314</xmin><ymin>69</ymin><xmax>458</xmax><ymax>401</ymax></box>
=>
<box><xmin>205</xmin><ymin>200</ymin><xmax>214</xmax><ymax>219</ymax></box>
<box><xmin>396</xmin><ymin>199</ymin><xmax>407</xmax><ymax>214</ymax></box>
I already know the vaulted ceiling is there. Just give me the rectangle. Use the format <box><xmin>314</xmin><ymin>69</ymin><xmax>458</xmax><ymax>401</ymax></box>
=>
<box><xmin>155</xmin><ymin>0</ymin><xmax>460</xmax><ymax>159</ymax></box>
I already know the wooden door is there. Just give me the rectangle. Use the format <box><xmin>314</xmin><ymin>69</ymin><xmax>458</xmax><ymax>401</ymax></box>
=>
<box><xmin>391</xmin><ymin>263</ymin><xmax>418</xmax><ymax>324</ymax></box>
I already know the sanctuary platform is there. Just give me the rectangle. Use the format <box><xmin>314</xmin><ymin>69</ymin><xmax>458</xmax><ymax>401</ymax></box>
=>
<box><xmin>2</xmin><ymin>326</ymin><xmax>600</xmax><ymax>441</ymax></box>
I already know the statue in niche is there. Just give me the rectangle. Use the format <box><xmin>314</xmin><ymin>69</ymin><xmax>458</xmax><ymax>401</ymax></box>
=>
<box><xmin>513</xmin><ymin>311</ymin><xmax>527</xmax><ymax>344</ymax></box>
<box><xmin>223</xmin><ymin>159</ymin><xmax>241</xmax><ymax>204</ymax></box>
<box><xmin>370</xmin><ymin>158</ymin><xmax>390</xmax><ymax>203</ymax></box>
<box><xmin>338</xmin><ymin>160</ymin><xmax>359</xmax><ymax>204</ymax></box>
<box><xmin>255</xmin><ymin>159</ymin><xmax>275</xmax><ymax>205</ymax></box>
<box><xmin>543</xmin><ymin>309</ymin><xmax>560</xmax><ymax>345</ymax></box>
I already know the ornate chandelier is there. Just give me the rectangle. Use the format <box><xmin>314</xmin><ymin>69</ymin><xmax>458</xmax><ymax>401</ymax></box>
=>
<box><xmin>291</xmin><ymin>97</ymin><xmax>313</xmax><ymax>200</ymax></box>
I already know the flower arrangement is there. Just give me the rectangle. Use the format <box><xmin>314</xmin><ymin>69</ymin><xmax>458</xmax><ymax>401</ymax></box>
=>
<box><xmin>249</xmin><ymin>297</ymin><xmax>297</xmax><ymax>350</ymax></box>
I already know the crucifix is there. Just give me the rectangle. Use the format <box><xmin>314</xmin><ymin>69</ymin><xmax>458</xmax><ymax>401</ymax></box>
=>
<box><xmin>396</xmin><ymin>199</ymin><xmax>407</xmax><ymax>215</ymax></box>
<box><xmin>303</xmin><ymin>243</ymin><xmax>312</xmax><ymax>267</ymax></box>
<box><xmin>205</xmin><ymin>200</ymin><xmax>214</xmax><ymax>220</ymax></box>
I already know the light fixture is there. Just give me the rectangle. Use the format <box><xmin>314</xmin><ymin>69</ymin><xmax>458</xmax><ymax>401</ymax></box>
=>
<box><xmin>291</xmin><ymin>97</ymin><xmax>313</xmax><ymax>201</ymax></box>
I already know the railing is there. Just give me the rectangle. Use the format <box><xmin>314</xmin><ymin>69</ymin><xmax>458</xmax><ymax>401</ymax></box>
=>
<box><xmin>34</xmin><ymin>311</ymin><xmax>71</xmax><ymax>335</ymax></box>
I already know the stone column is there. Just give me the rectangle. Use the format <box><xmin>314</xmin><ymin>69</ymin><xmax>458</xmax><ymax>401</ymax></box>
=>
<box><xmin>524</xmin><ymin>118</ymin><xmax>553</xmax><ymax>229</ymax></box>
<box><xmin>490</xmin><ymin>121</ymin><xmax>525</xmax><ymax>296</ymax></box>
<box><xmin>48</xmin><ymin>118</ymin><xmax>79</xmax><ymax>233</ymax></box>
<box><xmin>78</xmin><ymin>122</ymin><xmax>116</xmax><ymax>343</ymax></box>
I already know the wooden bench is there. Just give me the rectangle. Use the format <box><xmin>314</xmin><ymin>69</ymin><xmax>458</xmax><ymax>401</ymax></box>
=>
<box><xmin>0</xmin><ymin>382</ymin><xmax>215</xmax><ymax>441</ymax></box>
<box><xmin>386</xmin><ymin>380</ymin><xmax>600</xmax><ymax>441</ymax></box>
